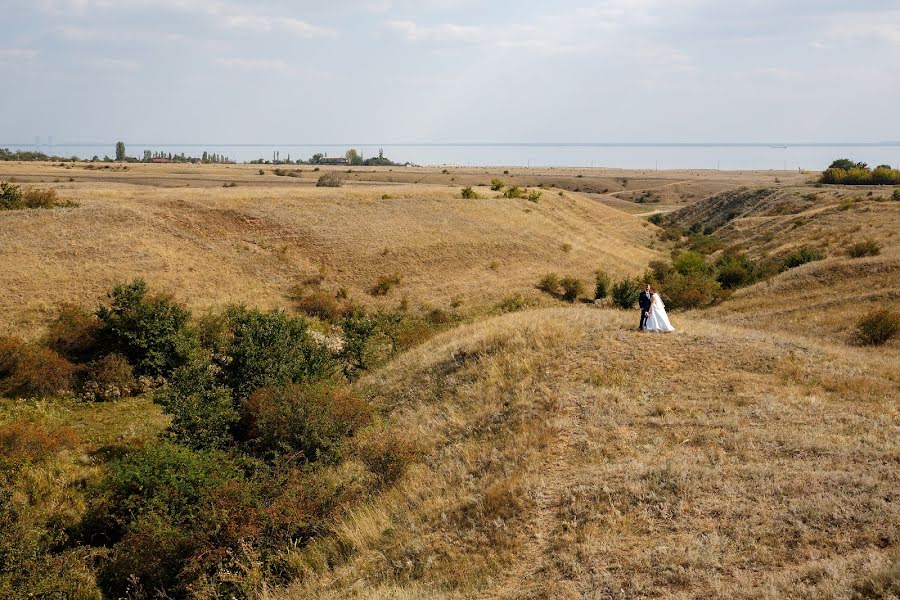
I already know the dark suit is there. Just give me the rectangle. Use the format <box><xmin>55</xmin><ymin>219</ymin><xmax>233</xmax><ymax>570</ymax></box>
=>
<box><xmin>638</xmin><ymin>290</ymin><xmax>652</xmax><ymax>330</ymax></box>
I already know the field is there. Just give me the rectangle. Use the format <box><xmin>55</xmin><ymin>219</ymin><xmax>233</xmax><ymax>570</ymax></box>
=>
<box><xmin>1</xmin><ymin>161</ymin><xmax>898</xmax><ymax>599</ymax></box>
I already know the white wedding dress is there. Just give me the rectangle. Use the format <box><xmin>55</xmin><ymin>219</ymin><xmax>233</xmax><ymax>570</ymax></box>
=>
<box><xmin>645</xmin><ymin>293</ymin><xmax>675</xmax><ymax>333</ymax></box>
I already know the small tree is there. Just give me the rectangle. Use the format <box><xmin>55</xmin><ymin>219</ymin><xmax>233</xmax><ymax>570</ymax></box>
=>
<box><xmin>595</xmin><ymin>270</ymin><xmax>611</xmax><ymax>300</ymax></box>
<box><xmin>96</xmin><ymin>279</ymin><xmax>198</xmax><ymax>378</ymax></box>
<box><xmin>560</xmin><ymin>277</ymin><xmax>585</xmax><ymax>303</ymax></box>
<box><xmin>345</xmin><ymin>148</ymin><xmax>363</xmax><ymax>166</ymax></box>
<box><xmin>611</xmin><ymin>277</ymin><xmax>641</xmax><ymax>309</ymax></box>
<box><xmin>115</xmin><ymin>141</ymin><xmax>126</xmax><ymax>162</ymax></box>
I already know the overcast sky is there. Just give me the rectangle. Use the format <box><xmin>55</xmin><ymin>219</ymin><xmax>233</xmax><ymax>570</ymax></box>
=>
<box><xmin>2</xmin><ymin>0</ymin><xmax>899</xmax><ymax>144</ymax></box>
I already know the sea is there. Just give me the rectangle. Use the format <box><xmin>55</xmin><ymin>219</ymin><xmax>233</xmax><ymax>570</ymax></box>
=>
<box><xmin>4</xmin><ymin>142</ymin><xmax>900</xmax><ymax>171</ymax></box>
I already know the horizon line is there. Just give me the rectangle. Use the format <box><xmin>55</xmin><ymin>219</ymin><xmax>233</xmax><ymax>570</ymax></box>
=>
<box><xmin>4</xmin><ymin>141</ymin><xmax>900</xmax><ymax>148</ymax></box>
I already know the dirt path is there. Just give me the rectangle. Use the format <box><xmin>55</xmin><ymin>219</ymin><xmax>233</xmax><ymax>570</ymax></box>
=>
<box><xmin>484</xmin><ymin>332</ymin><xmax>598</xmax><ymax>600</ymax></box>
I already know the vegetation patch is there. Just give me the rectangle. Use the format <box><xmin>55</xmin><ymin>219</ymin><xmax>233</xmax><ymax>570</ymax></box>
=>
<box><xmin>0</xmin><ymin>182</ymin><xmax>77</xmax><ymax>210</ymax></box>
<box><xmin>854</xmin><ymin>309</ymin><xmax>899</xmax><ymax>346</ymax></box>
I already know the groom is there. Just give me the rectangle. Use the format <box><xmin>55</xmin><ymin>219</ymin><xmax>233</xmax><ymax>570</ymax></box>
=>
<box><xmin>638</xmin><ymin>283</ymin><xmax>652</xmax><ymax>330</ymax></box>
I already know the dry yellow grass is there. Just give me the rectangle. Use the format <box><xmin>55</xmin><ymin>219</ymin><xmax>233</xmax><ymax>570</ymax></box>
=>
<box><xmin>679</xmin><ymin>185</ymin><xmax>900</xmax><ymax>346</ymax></box>
<box><xmin>279</xmin><ymin>307</ymin><xmax>898</xmax><ymax>599</ymax></box>
<box><xmin>0</xmin><ymin>162</ymin><xmax>660</xmax><ymax>335</ymax></box>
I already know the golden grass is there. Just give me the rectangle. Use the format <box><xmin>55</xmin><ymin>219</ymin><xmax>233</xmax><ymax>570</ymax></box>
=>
<box><xmin>280</xmin><ymin>307</ymin><xmax>899</xmax><ymax>599</ymax></box>
<box><xmin>0</xmin><ymin>163</ymin><xmax>660</xmax><ymax>336</ymax></box>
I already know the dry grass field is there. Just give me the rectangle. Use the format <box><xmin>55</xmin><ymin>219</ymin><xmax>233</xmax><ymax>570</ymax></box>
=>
<box><xmin>284</xmin><ymin>308</ymin><xmax>899</xmax><ymax>599</ymax></box>
<box><xmin>671</xmin><ymin>185</ymin><xmax>900</xmax><ymax>345</ymax></box>
<box><xmin>0</xmin><ymin>162</ymin><xmax>661</xmax><ymax>336</ymax></box>
<box><xmin>1</xmin><ymin>162</ymin><xmax>898</xmax><ymax>598</ymax></box>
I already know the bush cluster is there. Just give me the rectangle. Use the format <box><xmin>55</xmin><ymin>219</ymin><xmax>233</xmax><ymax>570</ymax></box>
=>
<box><xmin>782</xmin><ymin>247</ymin><xmax>825</xmax><ymax>270</ymax></box>
<box><xmin>490</xmin><ymin>179</ymin><xmax>504</xmax><ymax>191</ymax></box>
<box><xmin>854</xmin><ymin>309</ymin><xmax>899</xmax><ymax>346</ymax></box>
<box><xmin>369</xmin><ymin>274</ymin><xmax>401</xmax><ymax>296</ymax></box>
<box><xmin>820</xmin><ymin>159</ymin><xmax>900</xmax><ymax>185</ymax></box>
<box><xmin>847</xmin><ymin>240</ymin><xmax>881</xmax><ymax>258</ymax></box>
<box><xmin>316</xmin><ymin>172</ymin><xmax>343</xmax><ymax>187</ymax></box>
<box><xmin>461</xmin><ymin>186</ymin><xmax>478</xmax><ymax>199</ymax></box>
<box><xmin>0</xmin><ymin>182</ymin><xmax>76</xmax><ymax>210</ymax></box>
<box><xmin>611</xmin><ymin>277</ymin><xmax>641</xmax><ymax>309</ymax></box>
<box><xmin>594</xmin><ymin>270</ymin><xmax>611</xmax><ymax>300</ymax></box>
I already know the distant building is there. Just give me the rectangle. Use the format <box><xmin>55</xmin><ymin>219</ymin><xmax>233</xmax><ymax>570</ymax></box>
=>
<box><xmin>319</xmin><ymin>156</ymin><xmax>350</xmax><ymax>165</ymax></box>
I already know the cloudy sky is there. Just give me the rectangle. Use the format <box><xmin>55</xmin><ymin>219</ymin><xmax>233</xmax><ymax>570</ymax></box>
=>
<box><xmin>2</xmin><ymin>0</ymin><xmax>899</xmax><ymax>144</ymax></box>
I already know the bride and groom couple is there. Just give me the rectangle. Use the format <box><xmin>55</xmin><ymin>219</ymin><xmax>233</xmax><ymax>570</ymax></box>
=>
<box><xmin>638</xmin><ymin>283</ymin><xmax>674</xmax><ymax>333</ymax></box>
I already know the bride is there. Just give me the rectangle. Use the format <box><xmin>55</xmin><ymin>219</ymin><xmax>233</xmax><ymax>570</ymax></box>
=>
<box><xmin>645</xmin><ymin>287</ymin><xmax>675</xmax><ymax>333</ymax></box>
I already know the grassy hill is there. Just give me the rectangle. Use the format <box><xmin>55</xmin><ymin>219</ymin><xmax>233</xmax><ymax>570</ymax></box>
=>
<box><xmin>669</xmin><ymin>184</ymin><xmax>900</xmax><ymax>345</ymax></box>
<box><xmin>0</xmin><ymin>164</ymin><xmax>660</xmax><ymax>336</ymax></box>
<box><xmin>1</xmin><ymin>164</ymin><xmax>898</xmax><ymax>598</ymax></box>
<box><xmin>283</xmin><ymin>307</ymin><xmax>899</xmax><ymax>599</ymax></box>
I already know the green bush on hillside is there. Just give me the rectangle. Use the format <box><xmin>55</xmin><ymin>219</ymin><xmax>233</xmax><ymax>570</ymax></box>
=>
<box><xmin>854</xmin><ymin>309</ymin><xmax>899</xmax><ymax>346</ymax></box>
<box><xmin>611</xmin><ymin>277</ymin><xmax>641</xmax><ymax>309</ymax></box>
<box><xmin>96</xmin><ymin>279</ymin><xmax>199</xmax><ymax>378</ymax></box>
<box><xmin>538</xmin><ymin>273</ymin><xmax>560</xmax><ymax>296</ymax></box>
<box><xmin>560</xmin><ymin>276</ymin><xmax>585</xmax><ymax>303</ymax></box>
<box><xmin>847</xmin><ymin>240</ymin><xmax>881</xmax><ymax>258</ymax></box>
<box><xmin>461</xmin><ymin>186</ymin><xmax>478</xmax><ymax>199</ymax></box>
<box><xmin>820</xmin><ymin>159</ymin><xmax>900</xmax><ymax>185</ymax></box>
<box><xmin>715</xmin><ymin>251</ymin><xmax>757</xmax><ymax>289</ymax></box>
<box><xmin>782</xmin><ymin>247</ymin><xmax>825</xmax><ymax>270</ymax></box>
<box><xmin>594</xmin><ymin>270</ymin><xmax>611</xmax><ymax>300</ymax></box>
<box><xmin>216</xmin><ymin>307</ymin><xmax>334</xmax><ymax>401</ymax></box>
<box><xmin>154</xmin><ymin>364</ymin><xmax>238</xmax><ymax>450</ymax></box>
<box><xmin>490</xmin><ymin>179</ymin><xmax>504</xmax><ymax>191</ymax></box>
<box><xmin>503</xmin><ymin>186</ymin><xmax>525</xmax><ymax>199</ymax></box>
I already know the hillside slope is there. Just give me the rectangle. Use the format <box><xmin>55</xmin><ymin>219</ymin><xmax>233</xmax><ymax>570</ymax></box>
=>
<box><xmin>0</xmin><ymin>176</ymin><xmax>660</xmax><ymax>335</ymax></box>
<box><xmin>283</xmin><ymin>307</ymin><xmax>899</xmax><ymax>599</ymax></box>
<box><xmin>670</xmin><ymin>185</ymin><xmax>900</xmax><ymax>344</ymax></box>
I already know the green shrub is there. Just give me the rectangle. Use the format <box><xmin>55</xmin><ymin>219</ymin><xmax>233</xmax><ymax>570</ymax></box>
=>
<box><xmin>241</xmin><ymin>384</ymin><xmax>371</xmax><ymax>463</ymax></box>
<box><xmin>782</xmin><ymin>247</ymin><xmax>825</xmax><ymax>270</ymax></box>
<box><xmin>217</xmin><ymin>307</ymin><xmax>334</xmax><ymax>401</ymax></box>
<box><xmin>647</xmin><ymin>213</ymin><xmax>665</xmax><ymax>226</ymax></box>
<box><xmin>0</xmin><ymin>181</ymin><xmax>22</xmax><ymax>209</ymax></box>
<box><xmin>611</xmin><ymin>277</ymin><xmax>641</xmax><ymax>309</ymax></box>
<box><xmin>490</xmin><ymin>179</ymin><xmax>504</xmax><ymax>191</ymax></box>
<box><xmin>854</xmin><ymin>309</ymin><xmax>899</xmax><ymax>346</ymax></box>
<box><xmin>316</xmin><ymin>172</ymin><xmax>343</xmax><ymax>187</ymax></box>
<box><xmin>503</xmin><ymin>186</ymin><xmax>524</xmax><ymax>199</ymax></box>
<box><xmin>820</xmin><ymin>161</ymin><xmax>900</xmax><ymax>185</ymax></box>
<box><xmin>96</xmin><ymin>279</ymin><xmax>199</xmax><ymax>378</ymax></box>
<box><xmin>369</xmin><ymin>273</ymin><xmax>401</xmax><ymax>296</ymax></box>
<box><xmin>646</xmin><ymin>260</ymin><xmax>675</xmax><ymax>284</ymax></box>
<box><xmin>85</xmin><ymin>442</ymin><xmax>242</xmax><ymax>596</ymax></box>
<box><xmin>893</xmin><ymin>189</ymin><xmax>900</xmax><ymax>201</ymax></box>
<box><xmin>560</xmin><ymin>276</ymin><xmax>585</xmax><ymax>302</ymax></box>
<box><xmin>0</xmin><ymin>182</ymin><xmax>75</xmax><ymax>209</ymax></box>
<box><xmin>594</xmin><ymin>270</ymin><xmax>611</xmax><ymax>300</ymax></box>
<box><xmin>847</xmin><ymin>240</ymin><xmax>881</xmax><ymax>258</ymax></box>
<box><xmin>154</xmin><ymin>364</ymin><xmax>238</xmax><ymax>450</ymax></box>
<box><xmin>461</xmin><ymin>186</ymin><xmax>478</xmax><ymax>199</ymax></box>
<box><xmin>538</xmin><ymin>272</ymin><xmax>560</xmax><ymax>295</ymax></box>
<box><xmin>658</xmin><ymin>272</ymin><xmax>724</xmax><ymax>310</ymax></box>
<box><xmin>715</xmin><ymin>252</ymin><xmax>757</xmax><ymax>289</ymax></box>
<box><xmin>78</xmin><ymin>353</ymin><xmax>134</xmax><ymax>402</ymax></box>
<box><xmin>688</xmin><ymin>234</ymin><xmax>726</xmax><ymax>255</ymax></box>
<box><xmin>527</xmin><ymin>189</ymin><xmax>542</xmax><ymax>202</ymax></box>
<box><xmin>673</xmin><ymin>250</ymin><xmax>712</xmax><ymax>276</ymax></box>
<box><xmin>340</xmin><ymin>309</ymin><xmax>399</xmax><ymax>378</ymax></box>
<box><xmin>496</xmin><ymin>293</ymin><xmax>526</xmax><ymax>313</ymax></box>
<box><xmin>40</xmin><ymin>303</ymin><xmax>99</xmax><ymax>362</ymax></box>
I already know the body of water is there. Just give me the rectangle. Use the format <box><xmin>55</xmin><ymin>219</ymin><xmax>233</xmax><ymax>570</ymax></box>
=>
<box><xmin>4</xmin><ymin>142</ymin><xmax>900</xmax><ymax>171</ymax></box>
